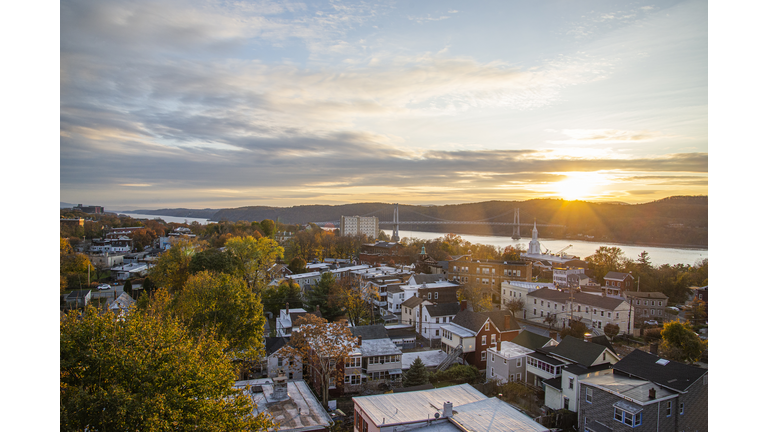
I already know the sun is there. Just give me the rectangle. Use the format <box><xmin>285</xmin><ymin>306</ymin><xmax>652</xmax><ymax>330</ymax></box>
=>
<box><xmin>551</xmin><ymin>173</ymin><xmax>606</xmax><ymax>201</ymax></box>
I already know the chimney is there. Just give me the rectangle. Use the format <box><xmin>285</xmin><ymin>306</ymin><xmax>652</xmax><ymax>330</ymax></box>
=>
<box><xmin>442</xmin><ymin>401</ymin><xmax>453</xmax><ymax>418</ymax></box>
<box><xmin>584</xmin><ymin>333</ymin><xmax>592</xmax><ymax>343</ymax></box>
<box><xmin>648</xmin><ymin>388</ymin><xmax>656</xmax><ymax>399</ymax></box>
<box><xmin>286</xmin><ymin>302</ymin><xmax>290</xmax><ymax>312</ymax></box>
<box><xmin>358</xmin><ymin>336</ymin><xmax>363</xmax><ymax>346</ymax></box>
<box><xmin>504</xmin><ymin>315</ymin><xmax>511</xmax><ymax>330</ymax></box>
<box><xmin>549</xmin><ymin>331</ymin><xmax>558</xmax><ymax>341</ymax></box>
<box><xmin>460</xmin><ymin>300</ymin><xmax>467</xmax><ymax>311</ymax></box>
<box><xmin>650</xmin><ymin>343</ymin><xmax>659</xmax><ymax>355</ymax></box>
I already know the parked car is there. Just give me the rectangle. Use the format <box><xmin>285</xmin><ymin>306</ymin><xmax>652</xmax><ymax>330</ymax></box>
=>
<box><xmin>644</xmin><ymin>320</ymin><xmax>659</xmax><ymax>326</ymax></box>
<box><xmin>98</xmin><ymin>284</ymin><xmax>111</xmax><ymax>290</ymax></box>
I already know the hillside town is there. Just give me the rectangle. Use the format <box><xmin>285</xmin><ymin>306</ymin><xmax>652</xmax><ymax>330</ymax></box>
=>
<box><xmin>60</xmin><ymin>207</ymin><xmax>708</xmax><ymax>432</ymax></box>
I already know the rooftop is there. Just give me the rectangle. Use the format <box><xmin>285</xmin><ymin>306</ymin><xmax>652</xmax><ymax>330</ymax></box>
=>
<box><xmin>612</xmin><ymin>349</ymin><xmax>707</xmax><ymax>393</ymax></box>
<box><xmin>488</xmin><ymin>341</ymin><xmax>533</xmax><ymax>359</ymax></box>
<box><xmin>237</xmin><ymin>379</ymin><xmax>333</xmax><ymax>432</ymax></box>
<box><xmin>581</xmin><ymin>372</ymin><xmax>677</xmax><ymax>405</ymax></box>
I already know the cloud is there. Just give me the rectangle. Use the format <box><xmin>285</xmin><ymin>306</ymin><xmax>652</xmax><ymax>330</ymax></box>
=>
<box><xmin>547</xmin><ymin>129</ymin><xmax>668</xmax><ymax>145</ymax></box>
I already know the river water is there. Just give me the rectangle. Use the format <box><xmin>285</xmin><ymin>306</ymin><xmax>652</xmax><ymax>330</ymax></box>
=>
<box><xmin>120</xmin><ymin>213</ymin><xmax>706</xmax><ymax>266</ymax></box>
<box><xmin>398</xmin><ymin>230</ymin><xmax>707</xmax><ymax>267</ymax></box>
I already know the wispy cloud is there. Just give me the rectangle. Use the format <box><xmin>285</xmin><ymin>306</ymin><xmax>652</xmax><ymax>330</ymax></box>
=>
<box><xmin>547</xmin><ymin>129</ymin><xmax>669</xmax><ymax>145</ymax></box>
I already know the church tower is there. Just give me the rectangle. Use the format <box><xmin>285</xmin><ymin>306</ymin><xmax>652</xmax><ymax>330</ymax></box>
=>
<box><xmin>527</xmin><ymin>219</ymin><xmax>541</xmax><ymax>255</ymax></box>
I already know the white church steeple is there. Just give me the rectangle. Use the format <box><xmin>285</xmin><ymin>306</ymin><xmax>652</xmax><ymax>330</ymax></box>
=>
<box><xmin>527</xmin><ymin>219</ymin><xmax>541</xmax><ymax>255</ymax></box>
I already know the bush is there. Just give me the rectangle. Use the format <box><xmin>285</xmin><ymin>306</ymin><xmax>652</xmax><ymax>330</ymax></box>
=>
<box><xmin>643</xmin><ymin>327</ymin><xmax>662</xmax><ymax>342</ymax></box>
<box><xmin>429</xmin><ymin>364</ymin><xmax>482</xmax><ymax>385</ymax></box>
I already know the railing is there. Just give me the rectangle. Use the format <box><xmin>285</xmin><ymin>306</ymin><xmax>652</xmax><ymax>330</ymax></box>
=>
<box><xmin>437</xmin><ymin>345</ymin><xmax>463</xmax><ymax>372</ymax></box>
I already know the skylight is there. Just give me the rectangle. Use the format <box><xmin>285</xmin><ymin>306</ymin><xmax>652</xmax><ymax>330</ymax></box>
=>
<box><xmin>656</xmin><ymin>359</ymin><xmax>670</xmax><ymax>366</ymax></box>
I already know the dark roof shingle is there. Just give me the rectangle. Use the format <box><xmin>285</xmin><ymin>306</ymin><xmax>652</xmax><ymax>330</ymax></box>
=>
<box><xmin>611</xmin><ymin>349</ymin><xmax>707</xmax><ymax>392</ymax></box>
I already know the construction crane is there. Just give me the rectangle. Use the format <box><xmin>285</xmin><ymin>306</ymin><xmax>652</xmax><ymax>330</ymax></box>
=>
<box><xmin>553</xmin><ymin>244</ymin><xmax>573</xmax><ymax>257</ymax></box>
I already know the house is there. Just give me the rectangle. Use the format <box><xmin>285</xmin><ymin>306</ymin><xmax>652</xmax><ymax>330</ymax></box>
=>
<box><xmin>524</xmin><ymin>335</ymin><xmax>619</xmax><ymax>415</ymax></box>
<box><xmin>552</xmin><ymin>260</ymin><xmax>589</xmax><ymax>288</ymax></box>
<box><xmin>517</xmin><ymin>287</ymin><xmax>633</xmax><ymax>335</ymax></box>
<box><xmin>486</xmin><ymin>341</ymin><xmax>533</xmax><ymax>383</ymax></box>
<box><xmin>236</xmin><ymin>376</ymin><xmax>333</xmax><ymax>432</ymax></box>
<box><xmin>65</xmin><ymin>289</ymin><xmax>92</xmax><ymax>308</ymax></box>
<box><xmin>275</xmin><ymin>305</ymin><xmax>322</xmax><ymax>337</ymax></box>
<box><xmin>353</xmin><ymin>384</ymin><xmax>548</xmax><ymax>432</ymax></box>
<box><xmin>445</xmin><ymin>257</ymin><xmax>532</xmax><ymax>302</ymax></box>
<box><xmin>625</xmin><ymin>292</ymin><xmax>669</xmax><ymax>324</ymax></box>
<box><xmin>603</xmin><ymin>271</ymin><xmax>634</xmax><ymax>294</ymax></box>
<box><xmin>510</xmin><ymin>330</ymin><xmax>558</xmax><ymax>351</ymax></box>
<box><xmin>579</xmin><ymin>349</ymin><xmax>708</xmax><ymax>432</ymax></box>
<box><xmin>439</xmin><ymin>306</ymin><xmax>522</xmax><ymax>370</ymax></box>
<box><xmin>347</xmin><ymin>326</ymin><xmax>403</xmax><ymax>391</ymax></box>
<box><xmin>108</xmin><ymin>292</ymin><xmax>135</xmax><ymax>317</ymax></box>
<box><xmin>384</xmin><ymin>325</ymin><xmax>418</xmax><ymax>349</ymax></box>
<box><xmin>110</xmin><ymin>263</ymin><xmax>149</xmax><ymax>280</ymax></box>
<box><xmin>265</xmin><ymin>337</ymin><xmax>303</xmax><ymax>381</ymax></box>
<box><xmin>400</xmin><ymin>296</ymin><xmax>461</xmax><ymax>340</ymax></box>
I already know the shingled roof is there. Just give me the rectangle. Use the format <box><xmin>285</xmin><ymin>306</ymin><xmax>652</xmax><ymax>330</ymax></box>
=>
<box><xmin>424</xmin><ymin>302</ymin><xmax>461</xmax><ymax>317</ymax></box>
<box><xmin>450</xmin><ymin>309</ymin><xmax>519</xmax><ymax>334</ymax></box>
<box><xmin>611</xmin><ymin>349</ymin><xmax>707</xmax><ymax>393</ymax></box>
<box><xmin>511</xmin><ymin>330</ymin><xmax>556</xmax><ymax>350</ymax></box>
<box><xmin>545</xmin><ymin>335</ymin><xmax>616</xmax><ymax>367</ymax></box>
<box><xmin>401</xmin><ymin>296</ymin><xmax>424</xmax><ymax>309</ymax></box>
<box><xmin>529</xmin><ymin>288</ymin><xmax>626</xmax><ymax>310</ymax></box>
<box><xmin>352</xmin><ymin>325</ymin><xmax>390</xmax><ymax>340</ymax></box>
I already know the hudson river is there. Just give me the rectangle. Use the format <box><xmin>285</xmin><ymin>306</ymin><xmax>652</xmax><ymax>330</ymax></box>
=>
<box><xmin>121</xmin><ymin>213</ymin><xmax>707</xmax><ymax>266</ymax></box>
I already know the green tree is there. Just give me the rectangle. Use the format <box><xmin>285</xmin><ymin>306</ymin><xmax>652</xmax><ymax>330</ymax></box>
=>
<box><xmin>123</xmin><ymin>279</ymin><xmax>133</xmax><ymax>298</ymax></box>
<box><xmin>305</xmin><ymin>272</ymin><xmax>345</xmax><ymax>321</ymax></box>
<box><xmin>175</xmin><ymin>272</ymin><xmax>266</xmax><ymax>360</ymax></box>
<box><xmin>288</xmin><ymin>256</ymin><xmax>307</xmax><ymax>274</ymax></box>
<box><xmin>225</xmin><ymin>236</ymin><xmax>284</xmax><ymax>291</ymax></box>
<box><xmin>190</xmin><ymin>247</ymin><xmax>238</xmax><ymax>275</ymax></box>
<box><xmin>659</xmin><ymin>321</ymin><xmax>707</xmax><ymax>364</ymax></box>
<box><xmin>403</xmin><ymin>357</ymin><xmax>429</xmax><ymax>387</ymax></box>
<box><xmin>560</xmin><ymin>320</ymin><xmax>588</xmax><ymax>339</ymax></box>
<box><xmin>262</xmin><ymin>281</ymin><xmax>303</xmax><ymax>318</ymax></box>
<box><xmin>260</xmin><ymin>219</ymin><xmax>276</xmax><ymax>238</ymax></box>
<box><xmin>60</xmin><ymin>306</ymin><xmax>274</xmax><ymax>431</ymax></box>
<box><xmin>149</xmin><ymin>239</ymin><xmax>201</xmax><ymax>293</ymax></box>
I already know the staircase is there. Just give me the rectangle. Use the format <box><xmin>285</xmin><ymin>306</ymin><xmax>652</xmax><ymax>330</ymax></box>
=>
<box><xmin>437</xmin><ymin>345</ymin><xmax>463</xmax><ymax>371</ymax></box>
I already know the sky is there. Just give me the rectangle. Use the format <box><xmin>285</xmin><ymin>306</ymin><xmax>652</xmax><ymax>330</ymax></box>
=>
<box><xmin>59</xmin><ymin>0</ymin><xmax>708</xmax><ymax>210</ymax></box>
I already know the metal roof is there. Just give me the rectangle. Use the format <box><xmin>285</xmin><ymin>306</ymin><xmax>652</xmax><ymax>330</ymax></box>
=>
<box><xmin>353</xmin><ymin>384</ymin><xmax>486</xmax><ymax>427</ymax></box>
<box><xmin>451</xmin><ymin>398</ymin><xmax>549</xmax><ymax>432</ymax></box>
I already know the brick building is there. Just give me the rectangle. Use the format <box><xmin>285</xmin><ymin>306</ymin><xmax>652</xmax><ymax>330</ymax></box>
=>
<box><xmin>445</xmin><ymin>257</ymin><xmax>532</xmax><ymax>302</ymax></box>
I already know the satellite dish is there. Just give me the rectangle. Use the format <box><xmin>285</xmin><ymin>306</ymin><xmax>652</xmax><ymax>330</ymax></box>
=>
<box><xmin>434</xmin><ymin>413</ymin><xmax>440</xmax><ymax>419</ymax></box>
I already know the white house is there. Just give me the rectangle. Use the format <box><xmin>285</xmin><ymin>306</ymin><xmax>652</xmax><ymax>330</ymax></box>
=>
<box><xmin>486</xmin><ymin>341</ymin><xmax>534</xmax><ymax>384</ymax></box>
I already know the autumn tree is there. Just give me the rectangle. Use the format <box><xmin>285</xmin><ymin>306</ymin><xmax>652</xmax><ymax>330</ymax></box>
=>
<box><xmin>659</xmin><ymin>321</ymin><xmax>707</xmax><ymax>364</ymax></box>
<box><xmin>149</xmin><ymin>239</ymin><xmax>202</xmax><ymax>293</ymax></box>
<box><xmin>60</xmin><ymin>238</ymin><xmax>95</xmax><ymax>291</ymax></box>
<box><xmin>586</xmin><ymin>246</ymin><xmax>628</xmax><ymax>283</ymax></box>
<box><xmin>335</xmin><ymin>286</ymin><xmax>369</xmax><ymax>326</ymax></box>
<box><xmin>505</xmin><ymin>298</ymin><xmax>525</xmax><ymax>318</ymax></box>
<box><xmin>284</xmin><ymin>314</ymin><xmax>358</xmax><ymax>408</ymax></box>
<box><xmin>288</xmin><ymin>256</ymin><xmax>307</xmax><ymax>274</ymax></box>
<box><xmin>225</xmin><ymin>236</ymin><xmax>284</xmax><ymax>292</ymax></box>
<box><xmin>604</xmin><ymin>323</ymin><xmax>620</xmax><ymax>340</ymax></box>
<box><xmin>174</xmin><ymin>271</ymin><xmax>266</xmax><ymax>360</ymax></box>
<box><xmin>60</xmin><ymin>306</ymin><xmax>274</xmax><ymax>431</ymax></box>
<box><xmin>457</xmin><ymin>283</ymin><xmax>493</xmax><ymax>312</ymax></box>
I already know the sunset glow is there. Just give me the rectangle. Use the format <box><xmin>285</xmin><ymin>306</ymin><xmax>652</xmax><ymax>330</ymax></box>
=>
<box><xmin>59</xmin><ymin>0</ymin><xmax>708</xmax><ymax>209</ymax></box>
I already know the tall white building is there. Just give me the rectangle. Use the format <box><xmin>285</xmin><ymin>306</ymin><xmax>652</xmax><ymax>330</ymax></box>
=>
<box><xmin>340</xmin><ymin>215</ymin><xmax>379</xmax><ymax>239</ymax></box>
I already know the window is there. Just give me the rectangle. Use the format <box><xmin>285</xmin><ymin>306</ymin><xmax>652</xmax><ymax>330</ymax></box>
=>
<box><xmin>277</xmin><ymin>357</ymin><xmax>283</xmax><ymax>367</ymax></box>
<box><xmin>679</xmin><ymin>402</ymin><xmax>684</xmax><ymax>415</ymax></box>
<box><xmin>569</xmin><ymin>377</ymin><xmax>574</xmax><ymax>390</ymax></box>
<box><xmin>578</xmin><ymin>305</ymin><xmax>581</xmax><ymax>312</ymax></box>
<box><xmin>435</xmin><ymin>329</ymin><xmax>439</xmax><ymax>336</ymax></box>
<box><xmin>481</xmin><ymin>351</ymin><xmax>486</xmax><ymax>361</ymax></box>
<box><xmin>491</xmin><ymin>367</ymin><xmax>494</xmax><ymax>376</ymax></box>
<box><xmin>491</xmin><ymin>334</ymin><xmax>496</xmax><ymax>344</ymax></box>
<box><xmin>534</xmin><ymin>308</ymin><xmax>537</xmax><ymax>315</ymax></box>
<box><xmin>607</xmin><ymin>312</ymin><xmax>611</xmax><ymax>318</ymax></box>
<box><xmin>491</xmin><ymin>354</ymin><xmax>495</xmax><ymax>363</ymax></box>
<box><xmin>534</xmin><ymin>299</ymin><xmax>537</xmax><ymax>305</ymax></box>
<box><xmin>585</xmin><ymin>387</ymin><xmax>592</xmax><ymax>403</ymax></box>
<box><xmin>435</xmin><ymin>292</ymin><xmax>438</xmax><ymax>300</ymax></box>
<box><xmin>601</xmin><ymin>310</ymin><xmax>604</xmax><ymax>317</ymax></box>
<box><xmin>288</xmin><ymin>372</ymin><xmax>294</xmax><ymax>379</ymax></box>
<box><xmin>517</xmin><ymin>358</ymin><xmax>522</xmax><ymax>368</ymax></box>
<box><xmin>428</xmin><ymin>293</ymin><xmax>432</xmax><ymax>299</ymax></box>
<box><xmin>482</xmin><ymin>335</ymin><xmax>487</xmax><ymax>345</ymax></box>
<box><xmin>666</xmin><ymin>401</ymin><xmax>672</xmax><ymax>416</ymax></box>
<box><xmin>614</xmin><ymin>407</ymin><xmax>642</xmax><ymax>427</ymax></box>
<box><xmin>485</xmin><ymin>322</ymin><xmax>490</xmax><ymax>331</ymax></box>
<box><xmin>563</xmin><ymin>397</ymin><xmax>569</xmax><ymax>410</ymax></box>
<box><xmin>516</xmin><ymin>373</ymin><xmax>522</xmax><ymax>381</ymax></box>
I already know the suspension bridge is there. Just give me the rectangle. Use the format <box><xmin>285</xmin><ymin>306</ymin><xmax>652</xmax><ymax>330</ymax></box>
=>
<box><xmin>313</xmin><ymin>204</ymin><xmax>565</xmax><ymax>240</ymax></box>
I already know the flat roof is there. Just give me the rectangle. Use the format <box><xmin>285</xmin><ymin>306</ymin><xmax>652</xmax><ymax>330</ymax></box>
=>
<box><xmin>354</xmin><ymin>384</ymin><xmax>487</xmax><ymax>427</ymax></box>
<box><xmin>581</xmin><ymin>373</ymin><xmax>677</xmax><ymax>405</ymax></box>
<box><xmin>239</xmin><ymin>380</ymin><xmax>333</xmax><ymax>432</ymax></box>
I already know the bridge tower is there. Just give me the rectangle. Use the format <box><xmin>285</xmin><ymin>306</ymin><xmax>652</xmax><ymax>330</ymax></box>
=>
<box><xmin>392</xmin><ymin>203</ymin><xmax>400</xmax><ymax>242</ymax></box>
<box><xmin>511</xmin><ymin>208</ymin><xmax>521</xmax><ymax>240</ymax></box>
